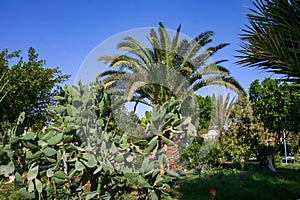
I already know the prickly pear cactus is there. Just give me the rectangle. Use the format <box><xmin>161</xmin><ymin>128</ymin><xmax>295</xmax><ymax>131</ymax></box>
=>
<box><xmin>8</xmin><ymin>81</ymin><xmax>195</xmax><ymax>199</ymax></box>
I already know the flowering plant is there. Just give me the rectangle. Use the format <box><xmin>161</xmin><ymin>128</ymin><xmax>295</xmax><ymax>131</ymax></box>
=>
<box><xmin>210</xmin><ymin>188</ymin><xmax>217</xmax><ymax>199</ymax></box>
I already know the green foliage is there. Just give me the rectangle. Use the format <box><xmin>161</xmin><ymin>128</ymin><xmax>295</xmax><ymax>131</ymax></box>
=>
<box><xmin>181</xmin><ymin>94</ymin><xmax>238</xmax><ymax>170</ymax></box>
<box><xmin>237</xmin><ymin>0</ymin><xmax>300</xmax><ymax>82</ymax></box>
<box><xmin>0</xmin><ymin>112</ymin><xmax>25</xmax><ymax>178</ymax></box>
<box><xmin>2</xmin><ymin>164</ymin><xmax>300</xmax><ymax>200</ymax></box>
<box><xmin>273</xmin><ymin>151</ymin><xmax>282</xmax><ymax>168</ymax></box>
<box><xmin>290</xmin><ymin>132</ymin><xmax>300</xmax><ymax>164</ymax></box>
<box><xmin>0</xmin><ymin>81</ymin><xmax>192</xmax><ymax>199</ymax></box>
<box><xmin>219</xmin><ymin>96</ymin><xmax>263</xmax><ymax>163</ymax></box>
<box><xmin>250</xmin><ymin>79</ymin><xmax>287</xmax><ymax>132</ymax></box>
<box><xmin>0</xmin><ymin>182</ymin><xmax>23</xmax><ymax>199</ymax></box>
<box><xmin>142</xmin><ymin>97</ymin><xmax>197</xmax><ymax>155</ymax></box>
<box><xmin>0</xmin><ymin>48</ymin><xmax>69</xmax><ymax>133</ymax></box>
<box><xmin>196</xmin><ymin>95</ymin><xmax>212</xmax><ymax>130</ymax></box>
<box><xmin>141</xmin><ymin>111</ymin><xmax>151</xmax><ymax>126</ymax></box>
<box><xmin>249</xmin><ymin>78</ymin><xmax>300</xmax><ymax>159</ymax></box>
<box><xmin>99</xmin><ymin>22</ymin><xmax>244</xmax><ymax>108</ymax></box>
<box><xmin>181</xmin><ymin>139</ymin><xmax>204</xmax><ymax>169</ymax></box>
<box><xmin>181</xmin><ymin>138</ymin><xmax>223</xmax><ymax>169</ymax></box>
<box><xmin>210</xmin><ymin>94</ymin><xmax>236</xmax><ymax>136</ymax></box>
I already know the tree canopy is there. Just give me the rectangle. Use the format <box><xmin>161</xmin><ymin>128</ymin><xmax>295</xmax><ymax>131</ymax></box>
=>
<box><xmin>220</xmin><ymin>95</ymin><xmax>264</xmax><ymax>163</ymax></box>
<box><xmin>0</xmin><ymin>48</ymin><xmax>69</xmax><ymax>131</ymax></box>
<box><xmin>248</xmin><ymin>78</ymin><xmax>300</xmax><ymax>168</ymax></box>
<box><xmin>249</xmin><ymin>78</ymin><xmax>300</xmax><ymax>134</ymax></box>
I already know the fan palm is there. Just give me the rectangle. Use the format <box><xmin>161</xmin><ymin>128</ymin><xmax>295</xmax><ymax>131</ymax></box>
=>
<box><xmin>237</xmin><ymin>0</ymin><xmax>300</xmax><ymax>83</ymax></box>
<box><xmin>99</xmin><ymin>23</ymin><xmax>244</xmax><ymax>106</ymax></box>
<box><xmin>210</xmin><ymin>93</ymin><xmax>236</xmax><ymax>138</ymax></box>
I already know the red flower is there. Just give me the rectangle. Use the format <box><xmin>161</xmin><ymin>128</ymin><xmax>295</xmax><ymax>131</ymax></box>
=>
<box><xmin>210</xmin><ymin>189</ymin><xmax>217</xmax><ymax>196</ymax></box>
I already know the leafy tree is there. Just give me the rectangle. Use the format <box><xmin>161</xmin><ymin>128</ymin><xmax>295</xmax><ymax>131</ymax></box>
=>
<box><xmin>250</xmin><ymin>78</ymin><xmax>300</xmax><ymax>133</ymax></box>
<box><xmin>220</xmin><ymin>95</ymin><xmax>265</xmax><ymax>166</ymax></box>
<box><xmin>99</xmin><ymin>23</ymin><xmax>244</xmax><ymax>107</ymax></box>
<box><xmin>290</xmin><ymin>132</ymin><xmax>300</xmax><ymax>163</ymax></box>
<box><xmin>196</xmin><ymin>95</ymin><xmax>212</xmax><ymax>131</ymax></box>
<box><xmin>249</xmin><ymin>78</ymin><xmax>300</xmax><ymax>170</ymax></box>
<box><xmin>237</xmin><ymin>0</ymin><xmax>300</xmax><ymax>83</ymax></box>
<box><xmin>236</xmin><ymin>0</ymin><xmax>300</xmax><ymax>168</ymax></box>
<box><xmin>0</xmin><ymin>48</ymin><xmax>69</xmax><ymax>133</ymax></box>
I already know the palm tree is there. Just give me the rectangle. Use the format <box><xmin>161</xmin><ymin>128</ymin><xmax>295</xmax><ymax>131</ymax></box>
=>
<box><xmin>99</xmin><ymin>23</ymin><xmax>244</xmax><ymax>107</ymax></box>
<box><xmin>210</xmin><ymin>93</ymin><xmax>236</xmax><ymax>139</ymax></box>
<box><xmin>237</xmin><ymin>0</ymin><xmax>300</xmax><ymax>83</ymax></box>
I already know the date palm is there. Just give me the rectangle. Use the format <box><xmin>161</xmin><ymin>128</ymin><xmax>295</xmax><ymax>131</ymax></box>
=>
<box><xmin>99</xmin><ymin>23</ymin><xmax>244</xmax><ymax>106</ymax></box>
<box><xmin>237</xmin><ymin>0</ymin><xmax>300</xmax><ymax>83</ymax></box>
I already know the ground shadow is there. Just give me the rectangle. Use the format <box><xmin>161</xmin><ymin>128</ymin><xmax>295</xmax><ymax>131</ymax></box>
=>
<box><xmin>174</xmin><ymin>164</ymin><xmax>300</xmax><ymax>200</ymax></box>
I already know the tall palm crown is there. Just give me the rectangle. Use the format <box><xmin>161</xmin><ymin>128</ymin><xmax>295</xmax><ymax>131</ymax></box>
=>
<box><xmin>210</xmin><ymin>94</ymin><xmax>236</xmax><ymax>137</ymax></box>
<box><xmin>99</xmin><ymin>23</ymin><xmax>244</xmax><ymax>106</ymax></box>
<box><xmin>237</xmin><ymin>0</ymin><xmax>300</xmax><ymax>83</ymax></box>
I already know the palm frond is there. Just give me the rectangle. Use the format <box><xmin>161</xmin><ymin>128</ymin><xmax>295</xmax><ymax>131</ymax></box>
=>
<box><xmin>109</xmin><ymin>55</ymin><xmax>142</xmax><ymax>70</ymax></box>
<box><xmin>237</xmin><ymin>22</ymin><xmax>300</xmax><ymax>80</ymax></box>
<box><xmin>98</xmin><ymin>23</ymin><xmax>243</xmax><ymax>105</ymax></box>
<box><xmin>98</xmin><ymin>70</ymin><xmax>126</xmax><ymax>79</ymax></box>
<box><xmin>98</xmin><ymin>55</ymin><xmax>119</xmax><ymax>64</ymax></box>
<box><xmin>121</xmin><ymin>37</ymin><xmax>154</xmax><ymax>64</ymax></box>
<box><xmin>189</xmin><ymin>63</ymin><xmax>230</xmax><ymax>85</ymax></box>
<box><xmin>193</xmin><ymin>76</ymin><xmax>245</xmax><ymax>94</ymax></box>
<box><xmin>180</xmin><ymin>40</ymin><xmax>202</xmax><ymax>68</ymax></box>
<box><xmin>148</xmin><ymin>28</ymin><xmax>160</xmax><ymax>63</ymax></box>
<box><xmin>158</xmin><ymin>22</ymin><xmax>171</xmax><ymax>66</ymax></box>
<box><xmin>182</xmin><ymin>31</ymin><xmax>215</xmax><ymax>65</ymax></box>
<box><xmin>171</xmin><ymin>24</ymin><xmax>182</xmax><ymax>51</ymax></box>
<box><xmin>190</xmin><ymin>44</ymin><xmax>229</xmax><ymax>68</ymax></box>
<box><xmin>193</xmin><ymin>31</ymin><xmax>215</xmax><ymax>47</ymax></box>
<box><xmin>210</xmin><ymin>93</ymin><xmax>236</xmax><ymax>135</ymax></box>
<box><xmin>117</xmin><ymin>41</ymin><xmax>149</xmax><ymax>65</ymax></box>
<box><xmin>125</xmin><ymin>81</ymin><xmax>148</xmax><ymax>102</ymax></box>
<box><xmin>237</xmin><ymin>0</ymin><xmax>300</xmax><ymax>82</ymax></box>
<box><xmin>176</xmin><ymin>39</ymin><xmax>190</xmax><ymax>58</ymax></box>
<box><xmin>206</xmin><ymin>43</ymin><xmax>230</xmax><ymax>58</ymax></box>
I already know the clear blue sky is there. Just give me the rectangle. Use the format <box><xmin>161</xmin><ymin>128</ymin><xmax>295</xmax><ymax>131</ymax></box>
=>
<box><xmin>1</xmin><ymin>0</ymin><xmax>272</xmax><ymax>92</ymax></box>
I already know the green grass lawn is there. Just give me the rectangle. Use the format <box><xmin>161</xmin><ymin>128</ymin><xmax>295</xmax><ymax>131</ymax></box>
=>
<box><xmin>173</xmin><ymin>163</ymin><xmax>300</xmax><ymax>200</ymax></box>
<box><xmin>0</xmin><ymin>164</ymin><xmax>299</xmax><ymax>199</ymax></box>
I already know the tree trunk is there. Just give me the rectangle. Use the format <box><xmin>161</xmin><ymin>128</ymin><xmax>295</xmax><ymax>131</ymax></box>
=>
<box><xmin>267</xmin><ymin>155</ymin><xmax>276</xmax><ymax>172</ymax></box>
<box><xmin>294</xmin><ymin>149</ymin><xmax>299</xmax><ymax>164</ymax></box>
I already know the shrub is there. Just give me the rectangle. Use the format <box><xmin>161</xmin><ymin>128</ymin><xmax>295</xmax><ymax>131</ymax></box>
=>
<box><xmin>0</xmin><ymin>82</ymin><xmax>195</xmax><ymax>199</ymax></box>
<box><xmin>181</xmin><ymin>138</ymin><xmax>223</xmax><ymax>169</ymax></box>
